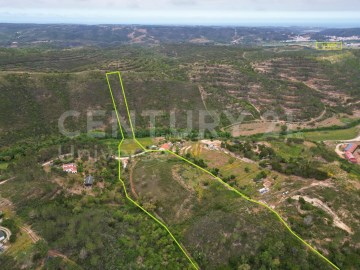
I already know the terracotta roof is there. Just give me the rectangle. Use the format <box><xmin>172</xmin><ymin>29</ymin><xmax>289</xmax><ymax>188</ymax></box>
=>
<box><xmin>62</xmin><ymin>163</ymin><xmax>77</xmax><ymax>173</ymax></box>
<box><xmin>160</xmin><ymin>143</ymin><xmax>171</xmax><ymax>150</ymax></box>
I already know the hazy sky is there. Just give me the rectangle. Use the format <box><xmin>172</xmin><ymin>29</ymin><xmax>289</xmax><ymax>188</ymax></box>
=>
<box><xmin>1</xmin><ymin>0</ymin><xmax>360</xmax><ymax>26</ymax></box>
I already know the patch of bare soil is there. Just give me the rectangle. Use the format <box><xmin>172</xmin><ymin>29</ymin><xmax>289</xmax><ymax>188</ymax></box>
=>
<box><xmin>292</xmin><ymin>195</ymin><xmax>353</xmax><ymax>234</ymax></box>
<box><xmin>129</xmin><ymin>160</ymin><xmax>139</xmax><ymax>199</ymax></box>
<box><xmin>171</xmin><ymin>165</ymin><xmax>195</xmax><ymax>193</ymax></box>
<box><xmin>230</xmin><ymin>121</ymin><xmax>281</xmax><ymax>136</ymax></box>
<box><xmin>171</xmin><ymin>166</ymin><xmax>194</xmax><ymax>220</ymax></box>
<box><xmin>20</xmin><ymin>226</ymin><xmax>41</xmax><ymax>243</ymax></box>
<box><xmin>53</xmin><ymin>177</ymin><xmax>95</xmax><ymax>196</ymax></box>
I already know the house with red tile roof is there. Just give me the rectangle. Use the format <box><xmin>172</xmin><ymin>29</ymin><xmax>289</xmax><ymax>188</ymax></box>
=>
<box><xmin>344</xmin><ymin>143</ymin><xmax>358</xmax><ymax>163</ymax></box>
<box><xmin>345</xmin><ymin>151</ymin><xmax>357</xmax><ymax>163</ymax></box>
<box><xmin>159</xmin><ymin>143</ymin><xmax>172</xmax><ymax>151</ymax></box>
<box><xmin>62</xmin><ymin>163</ymin><xmax>77</xmax><ymax>173</ymax></box>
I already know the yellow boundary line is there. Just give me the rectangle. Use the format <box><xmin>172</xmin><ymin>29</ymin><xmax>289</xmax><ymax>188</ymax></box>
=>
<box><xmin>105</xmin><ymin>71</ymin><xmax>339</xmax><ymax>270</ymax></box>
<box><xmin>106</xmin><ymin>72</ymin><xmax>199</xmax><ymax>269</ymax></box>
<box><xmin>315</xmin><ymin>41</ymin><xmax>343</xmax><ymax>50</ymax></box>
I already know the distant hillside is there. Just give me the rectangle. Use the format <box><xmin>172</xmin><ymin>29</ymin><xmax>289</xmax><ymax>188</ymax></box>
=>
<box><xmin>1</xmin><ymin>44</ymin><xmax>359</xmax><ymax>146</ymax></box>
<box><xmin>314</xmin><ymin>28</ymin><xmax>360</xmax><ymax>38</ymax></box>
<box><xmin>0</xmin><ymin>24</ymin><xmax>309</xmax><ymax>47</ymax></box>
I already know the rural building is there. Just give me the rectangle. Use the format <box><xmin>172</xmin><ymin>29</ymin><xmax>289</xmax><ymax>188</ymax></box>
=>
<box><xmin>121</xmin><ymin>158</ymin><xmax>129</xmax><ymax>169</ymax></box>
<box><xmin>258</xmin><ymin>187</ymin><xmax>269</xmax><ymax>195</ymax></box>
<box><xmin>345</xmin><ymin>151</ymin><xmax>357</xmax><ymax>163</ymax></box>
<box><xmin>344</xmin><ymin>143</ymin><xmax>358</xmax><ymax>163</ymax></box>
<box><xmin>159</xmin><ymin>143</ymin><xmax>172</xmax><ymax>151</ymax></box>
<box><xmin>84</xmin><ymin>175</ymin><xmax>94</xmax><ymax>187</ymax></box>
<box><xmin>0</xmin><ymin>231</ymin><xmax>6</xmax><ymax>242</ymax></box>
<box><xmin>263</xmin><ymin>179</ymin><xmax>272</xmax><ymax>188</ymax></box>
<box><xmin>344</xmin><ymin>143</ymin><xmax>358</xmax><ymax>153</ymax></box>
<box><xmin>201</xmin><ymin>139</ymin><xmax>222</xmax><ymax>150</ymax></box>
<box><xmin>62</xmin><ymin>163</ymin><xmax>77</xmax><ymax>173</ymax></box>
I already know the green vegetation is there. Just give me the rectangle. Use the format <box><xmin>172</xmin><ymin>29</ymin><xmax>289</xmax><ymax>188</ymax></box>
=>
<box><xmin>1</xmin><ymin>28</ymin><xmax>360</xmax><ymax>269</ymax></box>
<box><xmin>1</xmin><ymin>43</ymin><xmax>360</xmax><ymax>146</ymax></box>
<box><xmin>101</xmin><ymin>138</ymin><xmax>154</xmax><ymax>156</ymax></box>
<box><xmin>129</xmin><ymin>153</ymin><xmax>333</xmax><ymax>269</ymax></box>
<box><xmin>291</xmin><ymin>126</ymin><xmax>359</xmax><ymax>141</ymax></box>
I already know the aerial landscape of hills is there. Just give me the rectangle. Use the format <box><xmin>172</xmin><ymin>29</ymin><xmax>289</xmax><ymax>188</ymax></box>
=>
<box><xmin>0</xmin><ymin>23</ymin><xmax>360</xmax><ymax>270</ymax></box>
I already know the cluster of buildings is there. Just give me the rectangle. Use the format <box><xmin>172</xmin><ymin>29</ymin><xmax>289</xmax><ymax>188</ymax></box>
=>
<box><xmin>62</xmin><ymin>163</ymin><xmax>94</xmax><ymax>187</ymax></box>
<box><xmin>344</xmin><ymin>143</ymin><xmax>358</xmax><ymax>164</ymax></box>
<box><xmin>258</xmin><ymin>179</ymin><xmax>272</xmax><ymax>195</ymax></box>
<box><xmin>200</xmin><ymin>140</ymin><xmax>222</xmax><ymax>151</ymax></box>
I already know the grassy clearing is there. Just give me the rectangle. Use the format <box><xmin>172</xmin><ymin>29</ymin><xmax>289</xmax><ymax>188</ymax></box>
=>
<box><xmin>315</xmin><ymin>51</ymin><xmax>354</xmax><ymax>64</ymax></box>
<box><xmin>0</xmin><ymin>162</ymin><xmax>8</xmax><ymax>170</ymax></box>
<box><xmin>199</xmin><ymin>148</ymin><xmax>260</xmax><ymax>186</ymax></box>
<box><xmin>101</xmin><ymin>138</ymin><xmax>154</xmax><ymax>156</ymax></box>
<box><xmin>5</xmin><ymin>231</ymin><xmax>33</xmax><ymax>257</ymax></box>
<box><xmin>270</xmin><ymin>141</ymin><xmax>309</xmax><ymax>159</ymax></box>
<box><xmin>288</xmin><ymin>126</ymin><xmax>359</xmax><ymax>141</ymax></box>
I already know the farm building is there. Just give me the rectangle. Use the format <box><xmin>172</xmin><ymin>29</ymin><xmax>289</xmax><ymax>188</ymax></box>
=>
<box><xmin>344</xmin><ymin>143</ymin><xmax>358</xmax><ymax>163</ymax></box>
<box><xmin>84</xmin><ymin>175</ymin><xmax>94</xmax><ymax>187</ymax></box>
<box><xmin>62</xmin><ymin>163</ymin><xmax>77</xmax><ymax>173</ymax></box>
<box><xmin>344</xmin><ymin>143</ymin><xmax>358</xmax><ymax>153</ymax></box>
<box><xmin>159</xmin><ymin>143</ymin><xmax>172</xmax><ymax>151</ymax></box>
<box><xmin>345</xmin><ymin>151</ymin><xmax>357</xmax><ymax>163</ymax></box>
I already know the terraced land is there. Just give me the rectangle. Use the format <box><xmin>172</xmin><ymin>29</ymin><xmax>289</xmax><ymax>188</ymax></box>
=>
<box><xmin>1</xmin><ymin>45</ymin><xmax>360</xmax><ymax>145</ymax></box>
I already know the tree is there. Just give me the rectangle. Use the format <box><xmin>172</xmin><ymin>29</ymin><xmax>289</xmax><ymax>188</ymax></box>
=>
<box><xmin>9</xmin><ymin>234</ymin><xmax>17</xmax><ymax>243</ymax></box>
<box><xmin>280</xmin><ymin>125</ymin><xmax>288</xmax><ymax>135</ymax></box>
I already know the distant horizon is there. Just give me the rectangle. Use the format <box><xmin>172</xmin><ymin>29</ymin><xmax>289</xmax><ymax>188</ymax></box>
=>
<box><xmin>2</xmin><ymin>0</ymin><xmax>360</xmax><ymax>28</ymax></box>
<box><xmin>0</xmin><ymin>21</ymin><xmax>360</xmax><ymax>29</ymax></box>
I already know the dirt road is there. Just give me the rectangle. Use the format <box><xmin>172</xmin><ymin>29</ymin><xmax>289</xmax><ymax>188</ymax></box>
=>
<box><xmin>129</xmin><ymin>161</ymin><xmax>139</xmax><ymax>198</ymax></box>
<box><xmin>0</xmin><ymin>177</ymin><xmax>15</xmax><ymax>185</ymax></box>
<box><xmin>20</xmin><ymin>226</ymin><xmax>40</xmax><ymax>243</ymax></box>
<box><xmin>292</xmin><ymin>195</ymin><xmax>352</xmax><ymax>234</ymax></box>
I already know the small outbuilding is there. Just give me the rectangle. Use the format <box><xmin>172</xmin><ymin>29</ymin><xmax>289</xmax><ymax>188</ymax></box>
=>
<box><xmin>258</xmin><ymin>187</ymin><xmax>269</xmax><ymax>195</ymax></box>
<box><xmin>84</xmin><ymin>175</ymin><xmax>94</xmax><ymax>187</ymax></box>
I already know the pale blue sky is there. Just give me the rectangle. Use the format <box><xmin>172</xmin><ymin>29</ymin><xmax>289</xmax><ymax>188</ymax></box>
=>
<box><xmin>0</xmin><ymin>0</ymin><xmax>359</xmax><ymax>26</ymax></box>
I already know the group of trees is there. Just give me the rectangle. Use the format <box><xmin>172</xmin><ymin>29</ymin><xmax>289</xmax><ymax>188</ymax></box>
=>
<box><xmin>224</xmin><ymin>139</ymin><xmax>329</xmax><ymax>180</ymax></box>
<box><xmin>184</xmin><ymin>153</ymin><xmax>207</xmax><ymax>168</ymax></box>
<box><xmin>268</xmin><ymin>156</ymin><xmax>328</xmax><ymax>180</ymax></box>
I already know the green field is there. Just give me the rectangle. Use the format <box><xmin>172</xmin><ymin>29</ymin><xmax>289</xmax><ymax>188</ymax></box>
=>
<box><xmin>291</xmin><ymin>126</ymin><xmax>359</xmax><ymax>141</ymax></box>
<box><xmin>101</xmin><ymin>138</ymin><xmax>154</xmax><ymax>156</ymax></box>
<box><xmin>270</xmin><ymin>141</ymin><xmax>310</xmax><ymax>159</ymax></box>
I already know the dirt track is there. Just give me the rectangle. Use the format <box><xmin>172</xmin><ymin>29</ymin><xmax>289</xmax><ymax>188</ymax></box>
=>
<box><xmin>292</xmin><ymin>195</ymin><xmax>352</xmax><ymax>234</ymax></box>
<box><xmin>20</xmin><ymin>226</ymin><xmax>40</xmax><ymax>243</ymax></box>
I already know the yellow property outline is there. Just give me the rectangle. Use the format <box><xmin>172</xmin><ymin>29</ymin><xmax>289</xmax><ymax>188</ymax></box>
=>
<box><xmin>105</xmin><ymin>71</ymin><xmax>340</xmax><ymax>270</ymax></box>
<box><xmin>315</xmin><ymin>41</ymin><xmax>343</xmax><ymax>50</ymax></box>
